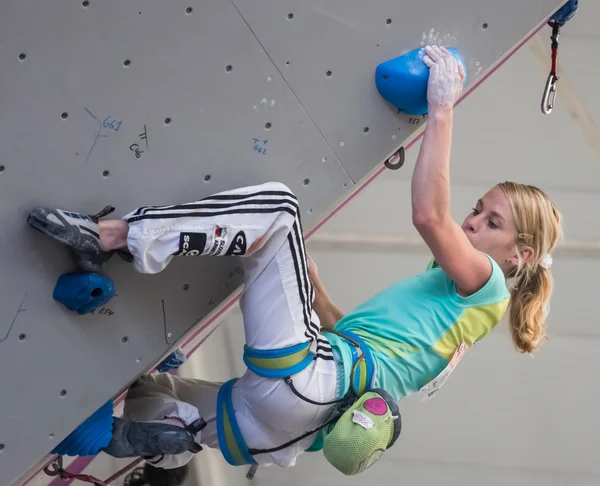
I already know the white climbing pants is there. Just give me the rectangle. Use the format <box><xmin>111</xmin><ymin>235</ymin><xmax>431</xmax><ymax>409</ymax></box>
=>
<box><xmin>121</xmin><ymin>182</ymin><xmax>343</xmax><ymax>469</ymax></box>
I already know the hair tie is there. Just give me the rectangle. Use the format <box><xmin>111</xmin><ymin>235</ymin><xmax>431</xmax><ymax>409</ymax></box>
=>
<box><xmin>540</xmin><ymin>254</ymin><xmax>553</xmax><ymax>269</ymax></box>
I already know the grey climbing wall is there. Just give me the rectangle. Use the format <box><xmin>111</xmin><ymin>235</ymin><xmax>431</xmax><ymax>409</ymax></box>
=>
<box><xmin>0</xmin><ymin>0</ymin><xmax>565</xmax><ymax>484</ymax></box>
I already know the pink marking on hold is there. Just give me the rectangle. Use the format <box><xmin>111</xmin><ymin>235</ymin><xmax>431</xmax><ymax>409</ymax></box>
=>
<box><xmin>364</xmin><ymin>397</ymin><xmax>388</xmax><ymax>416</ymax></box>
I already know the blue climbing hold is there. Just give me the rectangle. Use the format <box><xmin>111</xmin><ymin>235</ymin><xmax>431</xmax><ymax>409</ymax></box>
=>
<box><xmin>157</xmin><ymin>348</ymin><xmax>187</xmax><ymax>372</ymax></box>
<box><xmin>52</xmin><ymin>400</ymin><xmax>115</xmax><ymax>456</ymax></box>
<box><xmin>550</xmin><ymin>0</ymin><xmax>578</xmax><ymax>24</ymax></box>
<box><xmin>53</xmin><ymin>273</ymin><xmax>116</xmax><ymax>315</ymax></box>
<box><xmin>375</xmin><ymin>47</ymin><xmax>467</xmax><ymax>116</ymax></box>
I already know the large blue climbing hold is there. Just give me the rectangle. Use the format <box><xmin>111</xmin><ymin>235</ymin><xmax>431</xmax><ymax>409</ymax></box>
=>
<box><xmin>375</xmin><ymin>47</ymin><xmax>467</xmax><ymax>116</ymax></box>
<box><xmin>52</xmin><ymin>400</ymin><xmax>115</xmax><ymax>456</ymax></box>
<box><xmin>550</xmin><ymin>0</ymin><xmax>578</xmax><ymax>24</ymax></box>
<box><xmin>53</xmin><ymin>273</ymin><xmax>116</xmax><ymax>315</ymax></box>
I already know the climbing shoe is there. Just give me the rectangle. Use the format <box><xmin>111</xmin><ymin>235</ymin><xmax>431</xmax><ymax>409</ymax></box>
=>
<box><xmin>27</xmin><ymin>205</ymin><xmax>131</xmax><ymax>272</ymax></box>
<box><xmin>104</xmin><ymin>418</ymin><xmax>204</xmax><ymax>459</ymax></box>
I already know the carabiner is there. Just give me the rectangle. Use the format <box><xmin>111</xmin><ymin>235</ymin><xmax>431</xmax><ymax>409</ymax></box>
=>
<box><xmin>541</xmin><ymin>72</ymin><xmax>558</xmax><ymax>115</ymax></box>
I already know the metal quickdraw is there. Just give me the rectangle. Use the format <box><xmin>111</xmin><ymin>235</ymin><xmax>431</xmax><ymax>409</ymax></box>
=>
<box><xmin>541</xmin><ymin>21</ymin><xmax>560</xmax><ymax>115</ymax></box>
<box><xmin>541</xmin><ymin>0</ymin><xmax>579</xmax><ymax>115</ymax></box>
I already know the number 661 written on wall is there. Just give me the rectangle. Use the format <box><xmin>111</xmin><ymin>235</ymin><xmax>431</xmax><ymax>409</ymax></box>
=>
<box><xmin>103</xmin><ymin>116</ymin><xmax>123</xmax><ymax>132</ymax></box>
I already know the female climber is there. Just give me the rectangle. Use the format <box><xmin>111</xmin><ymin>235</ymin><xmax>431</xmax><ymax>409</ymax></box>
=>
<box><xmin>28</xmin><ymin>46</ymin><xmax>562</xmax><ymax>477</ymax></box>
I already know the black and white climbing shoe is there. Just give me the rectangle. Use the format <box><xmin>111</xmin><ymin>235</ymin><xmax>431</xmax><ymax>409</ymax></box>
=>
<box><xmin>104</xmin><ymin>418</ymin><xmax>205</xmax><ymax>459</ymax></box>
<box><xmin>27</xmin><ymin>205</ymin><xmax>131</xmax><ymax>272</ymax></box>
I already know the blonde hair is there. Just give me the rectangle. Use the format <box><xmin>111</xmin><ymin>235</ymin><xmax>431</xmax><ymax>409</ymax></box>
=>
<box><xmin>497</xmin><ymin>182</ymin><xmax>563</xmax><ymax>354</ymax></box>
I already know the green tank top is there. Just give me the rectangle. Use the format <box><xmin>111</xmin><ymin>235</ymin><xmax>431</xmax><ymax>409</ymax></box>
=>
<box><xmin>325</xmin><ymin>254</ymin><xmax>510</xmax><ymax>402</ymax></box>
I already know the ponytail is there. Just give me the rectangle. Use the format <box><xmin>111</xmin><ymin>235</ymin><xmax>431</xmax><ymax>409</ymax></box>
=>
<box><xmin>508</xmin><ymin>265</ymin><xmax>553</xmax><ymax>353</ymax></box>
<box><xmin>497</xmin><ymin>181</ymin><xmax>562</xmax><ymax>354</ymax></box>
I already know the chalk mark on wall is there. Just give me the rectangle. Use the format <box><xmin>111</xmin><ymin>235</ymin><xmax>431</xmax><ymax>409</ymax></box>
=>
<box><xmin>1</xmin><ymin>293</ymin><xmax>28</xmax><ymax>343</ymax></box>
<box><xmin>84</xmin><ymin>108</ymin><xmax>112</xmax><ymax>165</ymax></box>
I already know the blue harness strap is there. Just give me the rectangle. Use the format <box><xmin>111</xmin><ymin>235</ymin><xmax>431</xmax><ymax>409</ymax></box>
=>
<box><xmin>216</xmin><ymin>379</ymin><xmax>257</xmax><ymax>466</ymax></box>
<box><xmin>333</xmin><ymin>330</ymin><xmax>375</xmax><ymax>395</ymax></box>
<box><xmin>243</xmin><ymin>340</ymin><xmax>314</xmax><ymax>378</ymax></box>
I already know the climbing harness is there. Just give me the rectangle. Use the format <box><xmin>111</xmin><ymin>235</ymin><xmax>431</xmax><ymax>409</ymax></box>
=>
<box><xmin>541</xmin><ymin>0</ymin><xmax>579</xmax><ymax>115</ymax></box>
<box><xmin>44</xmin><ymin>455</ymin><xmax>144</xmax><ymax>486</ymax></box>
<box><xmin>217</xmin><ymin>329</ymin><xmax>401</xmax><ymax>477</ymax></box>
<box><xmin>217</xmin><ymin>330</ymin><xmax>372</xmax><ymax>467</ymax></box>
